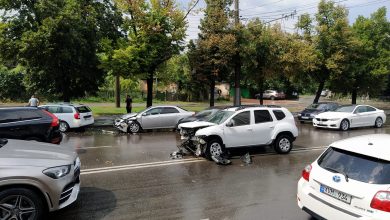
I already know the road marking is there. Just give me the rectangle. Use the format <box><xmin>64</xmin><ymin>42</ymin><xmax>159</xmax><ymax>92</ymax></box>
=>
<box><xmin>80</xmin><ymin>147</ymin><xmax>326</xmax><ymax>175</ymax></box>
<box><xmin>80</xmin><ymin>145</ymin><xmax>116</xmax><ymax>149</ymax></box>
<box><xmin>81</xmin><ymin>158</ymin><xmax>206</xmax><ymax>175</ymax></box>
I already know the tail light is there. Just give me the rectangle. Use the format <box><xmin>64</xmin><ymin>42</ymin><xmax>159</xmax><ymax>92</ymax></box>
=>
<box><xmin>74</xmin><ymin>112</ymin><xmax>80</xmax><ymax>119</ymax></box>
<box><xmin>302</xmin><ymin>164</ymin><xmax>312</xmax><ymax>181</ymax></box>
<box><xmin>43</xmin><ymin>110</ymin><xmax>59</xmax><ymax>127</ymax></box>
<box><xmin>370</xmin><ymin>191</ymin><xmax>390</xmax><ymax>212</ymax></box>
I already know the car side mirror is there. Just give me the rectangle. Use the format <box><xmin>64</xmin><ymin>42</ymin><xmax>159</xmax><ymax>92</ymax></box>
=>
<box><xmin>142</xmin><ymin>113</ymin><xmax>148</xmax><ymax>116</ymax></box>
<box><xmin>226</xmin><ymin>120</ymin><xmax>234</xmax><ymax>127</ymax></box>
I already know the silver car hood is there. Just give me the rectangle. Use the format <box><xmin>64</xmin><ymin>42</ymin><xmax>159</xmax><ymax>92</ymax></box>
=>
<box><xmin>121</xmin><ymin>113</ymin><xmax>138</xmax><ymax>120</ymax></box>
<box><xmin>0</xmin><ymin>139</ymin><xmax>77</xmax><ymax>167</ymax></box>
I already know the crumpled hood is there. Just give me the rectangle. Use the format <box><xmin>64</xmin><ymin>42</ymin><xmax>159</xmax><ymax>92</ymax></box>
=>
<box><xmin>120</xmin><ymin>113</ymin><xmax>138</xmax><ymax>119</ymax></box>
<box><xmin>0</xmin><ymin>139</ymin><xmax>77</xmax><ymax>167</ymax></box>
<box><xmin>316</xmin><ymin>111</ymin><xmax>351</xmax><ymax>119</ymax></box>
<box><xmin>179</xmin><ymin>121</ymin><xmax>216</xmax><ymax>129</ymax></box>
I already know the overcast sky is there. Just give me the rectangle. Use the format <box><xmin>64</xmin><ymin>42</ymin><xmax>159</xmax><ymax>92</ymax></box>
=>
<box><xmin>178</xmin><ymin>0</ymin><xmax>390</xmax><ymax>42</ymax></box>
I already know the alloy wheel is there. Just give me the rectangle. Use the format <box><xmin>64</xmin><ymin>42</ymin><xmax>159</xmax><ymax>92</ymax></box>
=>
<box><xmin>375</xmin><ymin>118</ymin><xmax>383</xmax><ymax>128</ymax></box>
<box><xmin>0</xmin><ymin>195</ymin><xmax>36</xmax><ymax>220</ymax></box>
<box><xmin>341</xmin><ymin>120</ymin><xmax>349</xmax><ymax>131</ymax></box>
<box><xmin>129</xmin><ymin>122</ymin><xmax>140</xmax><ymax>133</ymax></box>
<box><xmin>209</xmin><ymin>142</ymin><xmax>223</xmax><ymax>157</ymax></box>
<box><xmin>59</xmin><ymin>122</ymin><xmax>68</xmax><ymax>132</ymax></box>
<box><xmin>278</xmin><ymin>138</ymin><xmax>291</xmax><ymax>152</ymax></box>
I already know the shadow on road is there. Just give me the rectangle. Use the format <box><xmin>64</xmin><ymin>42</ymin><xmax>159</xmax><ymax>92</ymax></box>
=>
<box><xmin>49</xmin><ymin>187</ymin><xmax>116</xmax><ymax>220</ymax></box>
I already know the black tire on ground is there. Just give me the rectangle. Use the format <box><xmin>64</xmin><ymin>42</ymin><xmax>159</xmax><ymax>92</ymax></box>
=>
<box><xmin>274</xmin><ymin>134</ymin><xmax>293</xmax><ymax>154</ymax></box>
<box><xmin>59</xmin><ymin>121</ymin><xmax>69</xmax><ymax>132</ymax></box>
<box><xmin>0</xmin><ymin>187</ymin><xmax>46</xmax><ymax>220</ymax></box>
<box><xmin>128</xmin><ymin>121</ymin><xmax>142</xmax><ymax>133</ymax></box>
<box><xmin>204</xmin><ymin>138</ymin><xmax>225</xmax><ymax>161</ymax></box>
<box><xmin>340</xmin><ymin>119</ymin><xmax>350</xmax><ymax>131</ymax></box>
<box><xmin>374</xmin><ymin>117</ymin><xmax>383</xmax><ymax>128</ymax></box>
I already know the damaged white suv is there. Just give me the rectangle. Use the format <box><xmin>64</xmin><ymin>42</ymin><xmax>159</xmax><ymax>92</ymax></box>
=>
<box><xmin>178</xmin><ymin>106</ymin><xmax>299</xmax><ymax>160</ymax></box>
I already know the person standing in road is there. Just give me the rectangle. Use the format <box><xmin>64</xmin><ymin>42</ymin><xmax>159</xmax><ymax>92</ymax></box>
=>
<box><xmin>28</xmin><ymin>95</ymin><xmax>40</xmax><ymax>107</ymax></box>
<box><xmin>125</xmin><ymin>95</ymin><xmax>132</xmax><ymax>113</ymax></box>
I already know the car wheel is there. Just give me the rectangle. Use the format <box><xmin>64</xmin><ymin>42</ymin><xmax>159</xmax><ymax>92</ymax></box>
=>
<box><xmin>128</xmin><ymin>121</ymin><xmax>141</xmax><ymax>133</ymax></box>
<box><xmin>374</xmin><ymin>117</ymin><xmax>383</xmax><ymax>128</ymax></box>
<box><xmin>300</xmin><ymin>121</ymin><xmax>304</xmax><ymax>124</ymax></box>
<box><xmin>340</xmin><ymin>119</ymin><xmax>350</xmax><ymax>131</ymax></box>
<box><xmin>0</xmin><ymin>188</ymin><xmax>45</xmax><ymax>220</ymax></box>
<box><xmin>59</xmin><ymin>121</ymin><xmax>69</xmax><ymax>132</ymax></box>
<box><xmin>274</xmin><ymin>135</ymin><xmax>293</xmax><ymax>154</ymax></box>
<box><xmin>270</xmin><ymin>96</ymin><xmax>275</xmax><ymax>100</ymax></box>
<box><xmin>205</xmin><ymin>139</ymin><xmax>225</xmax><ymax>160</ymax></box>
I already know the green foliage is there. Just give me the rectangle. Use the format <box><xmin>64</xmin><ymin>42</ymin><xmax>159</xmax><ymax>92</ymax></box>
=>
<box><xmin>0</xmin><ymin>65</ymin><xmax>27</xmax><ymax>101</ymax></box>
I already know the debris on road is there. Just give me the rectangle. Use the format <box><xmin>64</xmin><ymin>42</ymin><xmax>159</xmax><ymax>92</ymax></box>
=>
<box><xmin>101</xmin><ymin>130</ymin><xmax>116</xmax><ymax>135</ymax></box>
<box><xmin>211</xmin><ymin>155</ymin><xmax>231</xmax><ymax>165</ymax></box>
<box><xmin>170</xmin><ymin>151</ymin><xmax>184</xmax><ymax>159</ymax></box>
<box><xmin>241</xmin><ymin>152</ymin><xmax>252</xmax><ymax>165</ymax></box>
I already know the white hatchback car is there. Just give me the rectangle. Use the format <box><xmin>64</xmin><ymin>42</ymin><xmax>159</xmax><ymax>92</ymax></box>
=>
<box><xmin>313</xmin><ymin>105</ymin><xmax>386</xmax><ymax>131</ymax></box>
<box><xmin>297</xmin><ymin>134</ymin><xmax>390</xmax><ymax>220</ymax></box>
<box><xmin>40</xmin><ymin>104</ymin><xmax>94</xmax><ymax>132</ymax></box>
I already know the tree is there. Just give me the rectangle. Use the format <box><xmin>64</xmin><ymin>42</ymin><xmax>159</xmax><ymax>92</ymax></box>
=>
<box><xmin>195</xmin><ymin>0</ymin><xmax>236</xmax><ymax>107</ymax></box>
<box><xmin>297</xmin><ymin>0</ymin><xmax>353</xmax><ymax>104</ymax></box>
<box><xmin>0</xmin><ymin>0</ymin><xmax>121</xmax><ymax>102</ymax></box>
<box><xmin>114</xmin><ymin>0</ymin><xmax>186</xmax><ymax>107</ymax></box>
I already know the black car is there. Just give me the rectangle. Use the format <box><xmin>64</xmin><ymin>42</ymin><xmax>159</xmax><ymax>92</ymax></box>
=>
<box><xmin>176</xmin><ymin>106</ymin><xmax>226</xmax><ymax>128</ymax></box>
<box><xmin>0</xmin><ymin>107</ymin><xmax>62</xmax><ymax>144</ymax></box>
<box><xmin>298</xmin><ymin>102</ymin><xmax>339</xmax><ymax>123</ymax></box>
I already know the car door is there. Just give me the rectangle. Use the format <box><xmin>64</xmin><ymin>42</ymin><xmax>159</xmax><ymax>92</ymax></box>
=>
<box><xmin>15</xmin><ymin>109</ymin><xmax>43</xmax><ymax>138</ymax></box>
<box><xmin>352</xmin><ymin>106</ymin><xmax>368</xmax><ymax>127</ymax></box>
<box><xmin>140</xmin><ymin>107</ymin><xmax>162</xmax><ymax>129</ymax></box>
<box><xmin>365</xmin><ymin>106</ymin><xmax>379</xmax><ymax>126</ymax></box>
<box><xmin>0</xmin><ymin>109</ymin><xmax>22</xmax><ymax>138</ymax></box>
<box><xmin>160</xmin><ymin>107</ymin><xmax>180</xmax><ymax>128</ymax></box>
<box><xmin>223</xmin><ymin>111</ymin><xmax>253</xmax><ymax>148</ymax></box>
<box><xmin>60</xmin><ymin>106</ymin><xmax>75</xmax><ymax>127</ymax></box>
<box><xmin>252</xmin><ymin>110</ymin><xmax>276</xmax><ymax>145</ymax></box>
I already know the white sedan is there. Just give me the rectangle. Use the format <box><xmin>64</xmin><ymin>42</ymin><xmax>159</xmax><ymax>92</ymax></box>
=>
<box><xmin>313</xmin><ymin>105</ymin><xmax>386</xmax><ymax>131</ymax></box>
<box><xmin>297</xmin><ymin>134</ymin><xmax>390</xmax><ymax>220</ymax></box>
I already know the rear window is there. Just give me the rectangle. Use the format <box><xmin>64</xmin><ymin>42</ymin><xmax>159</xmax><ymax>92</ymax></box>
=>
<box><xmin>272</xmin><ymin>110</ymin><xmax>286</xmax><ymax>120</ymax></box>
<box><xmin>76</xmin><ymin>106</ymin><xmax>91</xmax><ymax>113</ymax></box>
<box><xmin>318</xmin><ymin>147</ymin><xmax>390</xmax><ymax>184</ymax></box>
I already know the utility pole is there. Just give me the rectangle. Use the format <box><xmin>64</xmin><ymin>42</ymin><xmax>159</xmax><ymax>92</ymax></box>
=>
<box><xmin>233</xmin><ymin>0</ymin><xmax>241</xmax><ymax>106</ymax></box>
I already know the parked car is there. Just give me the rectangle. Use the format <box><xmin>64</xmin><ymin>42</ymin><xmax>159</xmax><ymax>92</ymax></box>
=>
<box><xmin>114</xmin><ymin>106</ymin><xmax>195</xmax><ymax>133</ymax></box>
<box><xmin>39</xmin><ymin>104</ymin><xmax>94</xmax><ymax>132</ymax></box>
<box><xmin>0</xmin><ymin>107</ymin><xmax>62</xmax><ymax>144</ymax></box>
<box><xmin>176</xmin><ymin>106</ymin><xmax>227</xmax><ymax>128</ymax></box>
<box><xmin>321</xmin><ymin>89</ymin><xmax>331</xmax><ymax>97</ymax></box>
<box><xmin>0</xmin><ymin>138</ymin><xmax>80</xmax><ymax>220</ymax></box>
<box><xmin>313</xmin><ymin>105</ymin><xmax>386</xmax><ymax>131</ymax></box>
<box><xmin>178</xmin><ymin>106</ymin><xmax>298</xmax><ymax>160</ymax></box>
<box><xmin>255</xmin><ymin>90</ymin><xmax>286</xmax><ymax>100</ymax></box>
<box><xmin>297</xmin><ymin>134</ymin><xmax>390</xmax><ymax>220</ymax></box>
<box><xmin>298</xmin><ymin>102</ymin><xmax>339</xmax><ymax>123</ymax></box>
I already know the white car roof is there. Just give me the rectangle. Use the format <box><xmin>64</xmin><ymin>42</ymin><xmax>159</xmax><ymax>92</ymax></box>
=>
<box><xmin>40</xmin><ymin>103</ymin><xmax>87</xmax><ymax>108</ymax></box>
<box><xmin>331</xmin><ymin>134</ymin><xmax>390</xmax><ymax>161</ymax></box>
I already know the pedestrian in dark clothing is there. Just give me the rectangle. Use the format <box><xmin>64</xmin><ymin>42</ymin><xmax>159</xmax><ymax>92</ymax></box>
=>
<box><xmin>125</xmin><ymin>95</ymin><xmax>132</xmax><ymax>113</ymax></box>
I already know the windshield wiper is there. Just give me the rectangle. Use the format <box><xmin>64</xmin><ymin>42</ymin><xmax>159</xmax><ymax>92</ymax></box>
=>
<box><xmin>323</xmin><ymin>166</ymin><xmax>349</xmax><ymax>182</ymax></box>
<box><xmin>0</xmin><ymin>138</ymin><xmax>8</xmax><ymax>148</ymax></box>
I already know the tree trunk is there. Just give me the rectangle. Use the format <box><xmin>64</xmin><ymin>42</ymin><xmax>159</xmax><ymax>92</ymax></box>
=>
<box><xmin>63</xmin><ymin>95</ymin><xmax>70</xmax><ymax>103</ymax></box>
<box><xmin>351</xmin><ymin>89</ymin><xmax>357</xmax><ymax>104</ymax></box>
<box><xmin>115</xmin><ymin>75</ymin><xmax>120</xmax><ymax>108</ymax></box>
<box><xmin>146</xmin><ymin>74</ymin><xmax>153</xmax><ymax>107</ymax></box>
<box><xmin>209</xmin><ymin>79</ymin><xmax>215</xmax><ymax>107</ymax></box>
<box><xmin>313</xmin><ymin>80</ymin><xmax>325</xmax><ymax>104</ymax></box>
<box><xmin>257</xmin><ymin>75</ymin><xmax>264</xmax><ymax>105</ymax></box>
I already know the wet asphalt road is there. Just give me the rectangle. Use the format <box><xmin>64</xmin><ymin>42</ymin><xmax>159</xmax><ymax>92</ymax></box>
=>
<box><xmin>51</xmin><ymin>123</ymin><xmax>389</xmax><ymax>220</ymax></box>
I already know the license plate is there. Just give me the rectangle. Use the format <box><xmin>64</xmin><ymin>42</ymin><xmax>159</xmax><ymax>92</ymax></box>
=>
<box><xmin>301</xmin><ymin>116</ymin><xmax>309</xmax><ymax>119</ymax></box>
<box><xmin>320</xmin><ymin>184</ymin><xmax>352</xmax><ymax>204</ymax></box>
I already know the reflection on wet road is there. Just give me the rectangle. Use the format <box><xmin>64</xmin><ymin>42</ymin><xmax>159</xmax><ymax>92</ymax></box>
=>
<box><xmin>52</xmin><ymin>123</ymin><xmax>389</xmax><ymax>219</ymax></box>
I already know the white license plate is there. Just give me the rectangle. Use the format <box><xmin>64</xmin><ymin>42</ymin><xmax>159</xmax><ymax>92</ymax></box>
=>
<box><xmin>301</xmin><ymin>116</ymin><xmax>309</xmax><ymax>119</ymax></box>
<box><xmin>320</xmin><ymin>184</ymin><xmax>352</xmax><ymax>204</ymax></box>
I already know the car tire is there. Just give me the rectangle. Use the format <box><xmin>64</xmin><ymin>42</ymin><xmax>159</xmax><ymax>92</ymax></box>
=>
<box><xmin>205</xmin><ymin>138</ymin><xmax>225</xmax><ymax>161</ymax></box>
<box><xmin>340</xmin><ymin>119</ymin><xmax>350</xmax><ymax>131</ymax></box>
<box><xmin>300</xmin><ymin>121</ymin><xmax>304</xmax><ymax>124</ymax></box>
<box><xmin>0</xmin><ymin>188</ymin><xmax>46</xmax><ymax>220</ymax></box>
<box><xmin>374</xmin><ymin>117</ymin><xmax>383</xmax><ymax>128</ymax></box>
<box><xmin>270</xmin><ymin>96</ymin><xmax>275</xmax><ymax>100</ymax></box>
<box><xmin>274</xmin><ymin>134</ymin><xmax>293</xmax><ymax>154</ymax></box>
<box><xmin>59</xmin><ymin>121</ymin><xmax>69</xmax><ymax>132</ymax></box>
<box><xmin>128</xmin><ymin>121</ymin><xmax>141</xmax><ymax>133</ymax></box>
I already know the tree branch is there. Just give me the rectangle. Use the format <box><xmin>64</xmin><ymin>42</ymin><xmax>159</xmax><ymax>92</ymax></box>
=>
<box><xmin>182</xmin><ymin>0</ymin><xmax>200</xmax><ymax>21</ymax></box>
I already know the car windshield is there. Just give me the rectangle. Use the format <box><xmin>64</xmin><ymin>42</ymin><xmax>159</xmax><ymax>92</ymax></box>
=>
<box><xmin>335</xmin><ymin>105</ymin><xmax>355</xmax><ymax>113</ymax></box>
<box><xmin>0</xmin><ymin>138</ymin><xmax>8</xmax><ymax>148</ymax></box>
<box><xmin>207</xmin><ymin>111</ymin><xmax>234</xmax><ymax>125</ymax></box>
<box><xmin>76</xmin><ymin>106</ymin><xmax>91</xmax><ymax>113</ymax></box>
<box><xmin>196</xmin><ymin>109</ymin><xmax>218</xmax><ymax>118</ymax></box>
<box><xmin>307</xmin><ymin>103</ymin><xmax>328</xmax><ymax>110</ymax></box>
<box><xmin>318</xmin><ymin>147</ymin><xmax>390</xmax><ymax>184</ymax></box>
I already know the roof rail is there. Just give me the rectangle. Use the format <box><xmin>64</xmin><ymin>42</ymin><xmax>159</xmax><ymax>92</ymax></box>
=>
<box><xmin>235</xmin><ymin>105</ymin><xmax>282</xmax><ymax>111</ymax></box>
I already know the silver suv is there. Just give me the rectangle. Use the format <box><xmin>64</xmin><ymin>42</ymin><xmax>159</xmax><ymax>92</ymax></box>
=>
<box><xmin>0</xmin><ymin>139</ymin><xmax>80</xmax><ymax>219</ymax></box>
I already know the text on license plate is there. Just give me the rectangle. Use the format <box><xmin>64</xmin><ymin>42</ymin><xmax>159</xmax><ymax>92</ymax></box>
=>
<box><xmin>301</xmin><ymin>116</ymin><xmax>309</xmax><ymax>119</ymax></box>
<box><xmin>320</xmin><ymin>184</ymin><xmax>352</xmax><ymax>204</ymax></box>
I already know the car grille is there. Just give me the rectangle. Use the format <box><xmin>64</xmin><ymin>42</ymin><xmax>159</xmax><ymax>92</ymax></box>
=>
<box><xmin>59</xmin><ymin>161</ymin><xmax>80</xmax><ymax>205</ymax></box>
<box><xmin>315</xmin><ymin>118</ymin><xmax>328</xmax><ymax>122</ymax></box>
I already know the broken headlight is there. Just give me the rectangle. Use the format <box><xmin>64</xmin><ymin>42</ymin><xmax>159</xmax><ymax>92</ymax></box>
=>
<box><xmin>196</xmin><ymin>136</ymin><xmax>206</xmax><ymax>144</ymax></box>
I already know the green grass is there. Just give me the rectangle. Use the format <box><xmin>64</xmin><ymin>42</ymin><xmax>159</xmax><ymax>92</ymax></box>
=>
<box><xmin>90</xmin><ymin>105</ymin><xmax>206</xmax><ymax>116</ymax></box>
